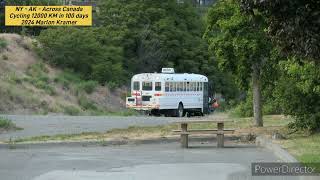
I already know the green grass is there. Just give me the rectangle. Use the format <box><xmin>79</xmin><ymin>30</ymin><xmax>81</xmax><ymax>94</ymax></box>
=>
<box><xmin>279</xmin><ymin>132</ymin><xmax>320</xmax><ymax>170</ymax></box>
<box><xmin>0</xmin><ymin>117</ymin><xmax>22</xmax><ymax>131</ymax></box>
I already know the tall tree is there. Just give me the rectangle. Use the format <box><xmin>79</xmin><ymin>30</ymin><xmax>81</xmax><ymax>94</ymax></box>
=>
<box><xmin>204</xmin><ymin>0</ymin><xmax>273</xmax><ymax>126</ymax></box>
<box><xmin>97</xmin><ymin>0</ymin><xmax>206</xmax><ymax>75</ymax></box>
<box><xmin>240</xmin><ymin>0</ymin><xmax>320</xmax><ymax>132</ymax></box>
<box><xmin>240</xmin><ymin>0</ymin><xmax>320</xmax><ymax>62</ymax></box>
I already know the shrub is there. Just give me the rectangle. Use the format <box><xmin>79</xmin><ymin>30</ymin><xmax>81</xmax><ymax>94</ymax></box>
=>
<box><xmin>64</xmin><ymin>105</ymin><xmax>81</xmax><ymax>115</ymax></box>
<box><xmin>78</xmin><ymin>95</ymin><xmax>97</xmax><ymax>110</ymax></box>
<box><xmin>26</xmin><ymin>62</ymin><xmax>48</xmax><ymax>77</ymax></box>
<box><xmin>76</xmin><ymin>81</ymin><xmax>98</xmax><ymax>94</ymax></box>
<box><xmin>2</xmin><ymin>54</ymin><xmax>8</xmax><ymax>60</ymax></box>
<box><xmin>6</xmin><ymin>72</ymin><xmax>22</xmax><ymax>84</ymax></box>
<box><xmin>274</xmin><ymin>60</ymin><xmax>320</xmax><ymax>132</ymax></box>
<box><xmin>0</xmin><ymin>38</ymin><xmax>7</xmax><ymax>50</ymax></box>
<box><xmin>0</xmin><ymin>117</ymin><xmax>20</xmax><ymax>130</ymax></box>
<box><xmin>106</xmin><ymin>81</ymin><xmax>118</xmax><ymax>91</ymax></box>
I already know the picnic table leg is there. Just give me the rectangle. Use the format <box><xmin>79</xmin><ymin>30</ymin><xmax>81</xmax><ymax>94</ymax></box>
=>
<box><xmin>217</xmin><ymin>122</ymin><xmax>224</xmax><ymax>148</ymax></box>
<box><xmin>181</xmin><ymin>123</ymin><xmax>188</xmax><ymax>148</ymax></box>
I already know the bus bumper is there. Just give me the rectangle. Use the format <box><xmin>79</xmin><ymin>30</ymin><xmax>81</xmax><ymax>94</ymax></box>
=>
<box><xmin>126</xmin><ymin>104</ymin><xmax>160</xmax><ymax>111</ymax></box>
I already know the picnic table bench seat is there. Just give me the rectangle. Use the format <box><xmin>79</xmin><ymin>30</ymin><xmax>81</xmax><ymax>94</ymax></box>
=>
<box><xmin>172</xmin><ymin>119</ymin><xmax>235</xmax><ymax>148</ymax></box>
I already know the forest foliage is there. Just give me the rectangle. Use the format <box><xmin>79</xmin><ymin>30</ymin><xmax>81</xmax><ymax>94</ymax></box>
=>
<box><xmin>35</xmin><ymin>0</ymin><xmax>238</xmax><ymax>100</ymax></box>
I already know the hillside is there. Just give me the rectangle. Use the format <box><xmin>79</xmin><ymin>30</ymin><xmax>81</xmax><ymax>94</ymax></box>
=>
<box><xmin>0</xmin><ymin>34</ymin><xmax>130</xmax><ymax>115</ymax></box>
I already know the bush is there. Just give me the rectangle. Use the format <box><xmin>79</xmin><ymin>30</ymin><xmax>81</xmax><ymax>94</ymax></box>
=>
<box><xmin>231</xmin><ymin>100</ymin><xmax>253</xmax><ymax>118</ymax></box>
<box><xmin>106</xmin><ymin>81</ymin><xmax>118</xmax><ymax>91</ymax></box>
<box><xmin>54</xmin><ymin>71</ymin><xmax>82</xmax><ymax>89</ymax></box>
<box><xmin>274</xmin><ymin>60</ymin><xmax>320</xmax><ymax>132</ymax></box>
<box><xmin>0</xmin><ymin>117</ymin><xmax>19</xmax><ymax>130</ymax></box>
<box><xmin>25</xmin><ymin>63</ymin><xmax>57</xmax><ymax>96</ymax></box>
<box><xmin>78</xmin><ymin>96</ymin><xmax>97</xmax><ymax>110</ymax></box>
<box><xmin>6</xmin><ymin>72</ymin><xmax>22</xmax><ymax>84</ymax></box>
<box><xmin>27</xmin><ymin>62</ymin><xmax>48</xmax><ymax>75</ymax></box>
<box><xmin>0</xmin><ymin>38</ymin><xmax>7</xmax><ymax>50</ymax></box>
<box><xmin>64</xmin><ymin>105</ymin><xmax>81</xmax><ymax>116</ymax></box>
<box><xmin>2</xmin><ymin>54</ymin><xmax>8</xmax><ymax>60</ymax></box>
<box><xmin>76</xmin><ymin>81</ymin><xmax>98</xmax><ymax>94</ymax></box>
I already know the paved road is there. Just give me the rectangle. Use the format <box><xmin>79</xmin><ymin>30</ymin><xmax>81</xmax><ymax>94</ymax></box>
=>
<box><xmin>0</xmin><ymin>114</ymin><xmax>227</xmax><ymax>141</ymax></box>
<box><xmin>0</xmin><ymin>141</ymin><xmax>300</xmax><ymax>180</ymax></box>
<box><xmin>0</xmin><ymin>115</ymin><xmax>183</xmax><ymax>141</ymax></box>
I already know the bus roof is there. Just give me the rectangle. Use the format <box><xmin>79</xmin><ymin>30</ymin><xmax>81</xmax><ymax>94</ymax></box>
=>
<box><xmin>132</xmin><ymin>73</ymin><xmax>208</xmax><ymax>82</ymax></box>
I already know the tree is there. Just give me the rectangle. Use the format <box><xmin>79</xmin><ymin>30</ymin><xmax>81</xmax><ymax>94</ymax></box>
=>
<box><xmin>274</xmin><ymin>59</ymin><xmax>320</xmax><ymax>132</ymax></box>
<box><xmin>204</xmin><ymin>0</ymin><xmax>274</xmax><ymax>126</ymax></box>
<box><xmin>97</xmin><ymin>0</ymin><xmax>239</xmax><ymax>101</ymax></box>
<box><xmin>37</xmin><ymin>27</ymin><xmax>125</xmax><ymax>85</ymax></box>
<box><xmin>240</xmin><ymin>0</ymin><xmax>320</xmax><ymax>62</ymax></box>
<box><xmin>241</xmin><ymin>0</ymin><xmax>320</xmax><ymax>132</ymax></box>
<box><xmin>97</xmin><ymin>0</ymin><xmax>207</xmax><ymax>75</ymax></box>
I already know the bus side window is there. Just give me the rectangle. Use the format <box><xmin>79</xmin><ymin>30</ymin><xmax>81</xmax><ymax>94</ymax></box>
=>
<box><xmin>197</xmin><ymin>82</ymin><xmax>200</xmax><ymax>91</ymax></box>
<box><xmin>133</xmin><ymin>81</ymin><xmax>140</xmax><ymax>90</ymax></box>
<box><xmin>186</xmin><ymin>82</ymin><xmax>190</xmax><ymax>91</ymax></box>
<box><xmin>165</xmin><ymin>82</ymin><xmax>169</xmax><ymax>92</ymax></box>
<box><xmin>173</xmin><ymin>82</ymin><xmax>176</xmax><ymax>92</ymax></box>
<box><xmin>155</xmin><ymin>82</ymin><xmax>161</xmax><ymax>91</ymax></box>
<box><xmin>199</xmin><ymin>82</ymin><xmax>203</xmax><ymax>91</ymax></box>
<box><xmin>179</xmin><ymin>82</ymin><xmax>183</xmax><ymax>91</ymax></box>
<box><xmin>183</xmin><ymin>82</ymin><xmax>186</xmax><ymax>91</ymax></box>
<box><xmin>169</xmin><ymin>82</ymin><xmax>173</xmax><ymax>92</ymax></box>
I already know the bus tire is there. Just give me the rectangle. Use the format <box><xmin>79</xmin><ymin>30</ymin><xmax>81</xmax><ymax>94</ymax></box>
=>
<box><xmin>177</xmin><ymin>103</ymin><xmax>184</xmax><ymax>117</ymax></box>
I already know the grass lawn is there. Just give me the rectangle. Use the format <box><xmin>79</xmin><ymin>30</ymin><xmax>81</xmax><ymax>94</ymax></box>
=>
<box><xmin>276</xmin><ymin>132</ymin><xmax>320</xmax><ymax>171</ymax></box>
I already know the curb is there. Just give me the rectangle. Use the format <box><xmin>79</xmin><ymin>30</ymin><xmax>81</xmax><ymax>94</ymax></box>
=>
<box><xmin>256</xmin><ymin>135</ymin><xmax>298</xmax><ymax>162</ymax></box>
<box><xmin>0</xmin><ymin>136</ymin><xmax>241</xmax><ymax>149</ymax></box>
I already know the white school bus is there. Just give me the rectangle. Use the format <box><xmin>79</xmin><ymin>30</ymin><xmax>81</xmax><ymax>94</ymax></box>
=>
<box><xmin>126</xmin><ymin>68</ymin><xmax>209</xmax><ymax>117</ymax></box>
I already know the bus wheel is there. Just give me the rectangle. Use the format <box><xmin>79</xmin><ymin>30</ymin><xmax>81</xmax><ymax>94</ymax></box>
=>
<box><xmin>177</xmin><ymin>103</ymin><xmax>184</xmax><ymax>117</ymax></box>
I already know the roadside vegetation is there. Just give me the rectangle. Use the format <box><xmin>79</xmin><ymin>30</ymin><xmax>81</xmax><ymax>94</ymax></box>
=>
<box><xmin>0</xmin><ymin>117</ymin><xmax>22</xmax><ymax>131</ymax></box>
<box><xmin>277</xmin><ymin>133</ymin><xmax>320</xmax><ymax>171</ymax></box>
<box><xmin>11</xmin><ymin>114</ymin><xmax>291</xmax><ymax>143</ymax></box>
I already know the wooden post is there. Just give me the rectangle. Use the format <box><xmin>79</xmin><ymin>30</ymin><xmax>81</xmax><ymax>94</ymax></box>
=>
<box><xmin>181</xmin><ymin>123</ymin><xmax>188</xmax><ymax>148</ymax></box>
<box><xmin>217</xmin><ymin>122</ymin><xmax>224</xmax><ymax>148</ymax></box>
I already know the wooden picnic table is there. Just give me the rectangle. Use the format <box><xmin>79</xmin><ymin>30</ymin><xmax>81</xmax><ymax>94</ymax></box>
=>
<box><xmin>173</xmin><ymin>119</ymin><xmax>234</xmax><ymax>148</ymax></box>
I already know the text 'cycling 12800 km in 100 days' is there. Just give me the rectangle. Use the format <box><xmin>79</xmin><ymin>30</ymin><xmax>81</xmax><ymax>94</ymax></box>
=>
<box><xmin>5</xmin><ymin>6</ymin><xmax>92</xmax><ymax>26</ymax></box>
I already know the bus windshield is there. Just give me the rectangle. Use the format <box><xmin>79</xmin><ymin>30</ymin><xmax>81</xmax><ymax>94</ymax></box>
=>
<box><xmin>133</xmin><ymin>81</ymin><xmax>140</xmax><ymax>90</ymax></box>
<box><xmin>142</xmin><ymin>81</ymin><xmax>152</xmax><ymax>91</ymax></box>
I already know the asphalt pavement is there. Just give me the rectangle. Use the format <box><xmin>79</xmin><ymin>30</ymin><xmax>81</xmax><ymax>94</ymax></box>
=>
<box><xmin>0</xmin><ymin>141</ymin><xmax>299</xmax><ymax>180</ymax></box>
<box><xmin>0</xmin><ymin>115</ymin><xmax>180</xmax><ymax>141</ymax></box>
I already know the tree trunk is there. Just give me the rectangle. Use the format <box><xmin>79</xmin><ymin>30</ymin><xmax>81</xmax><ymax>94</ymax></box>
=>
<box><xmin>252</xmin><ymin>64</ymin><xmax>263</xmax><ymax>127</ymax></box>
